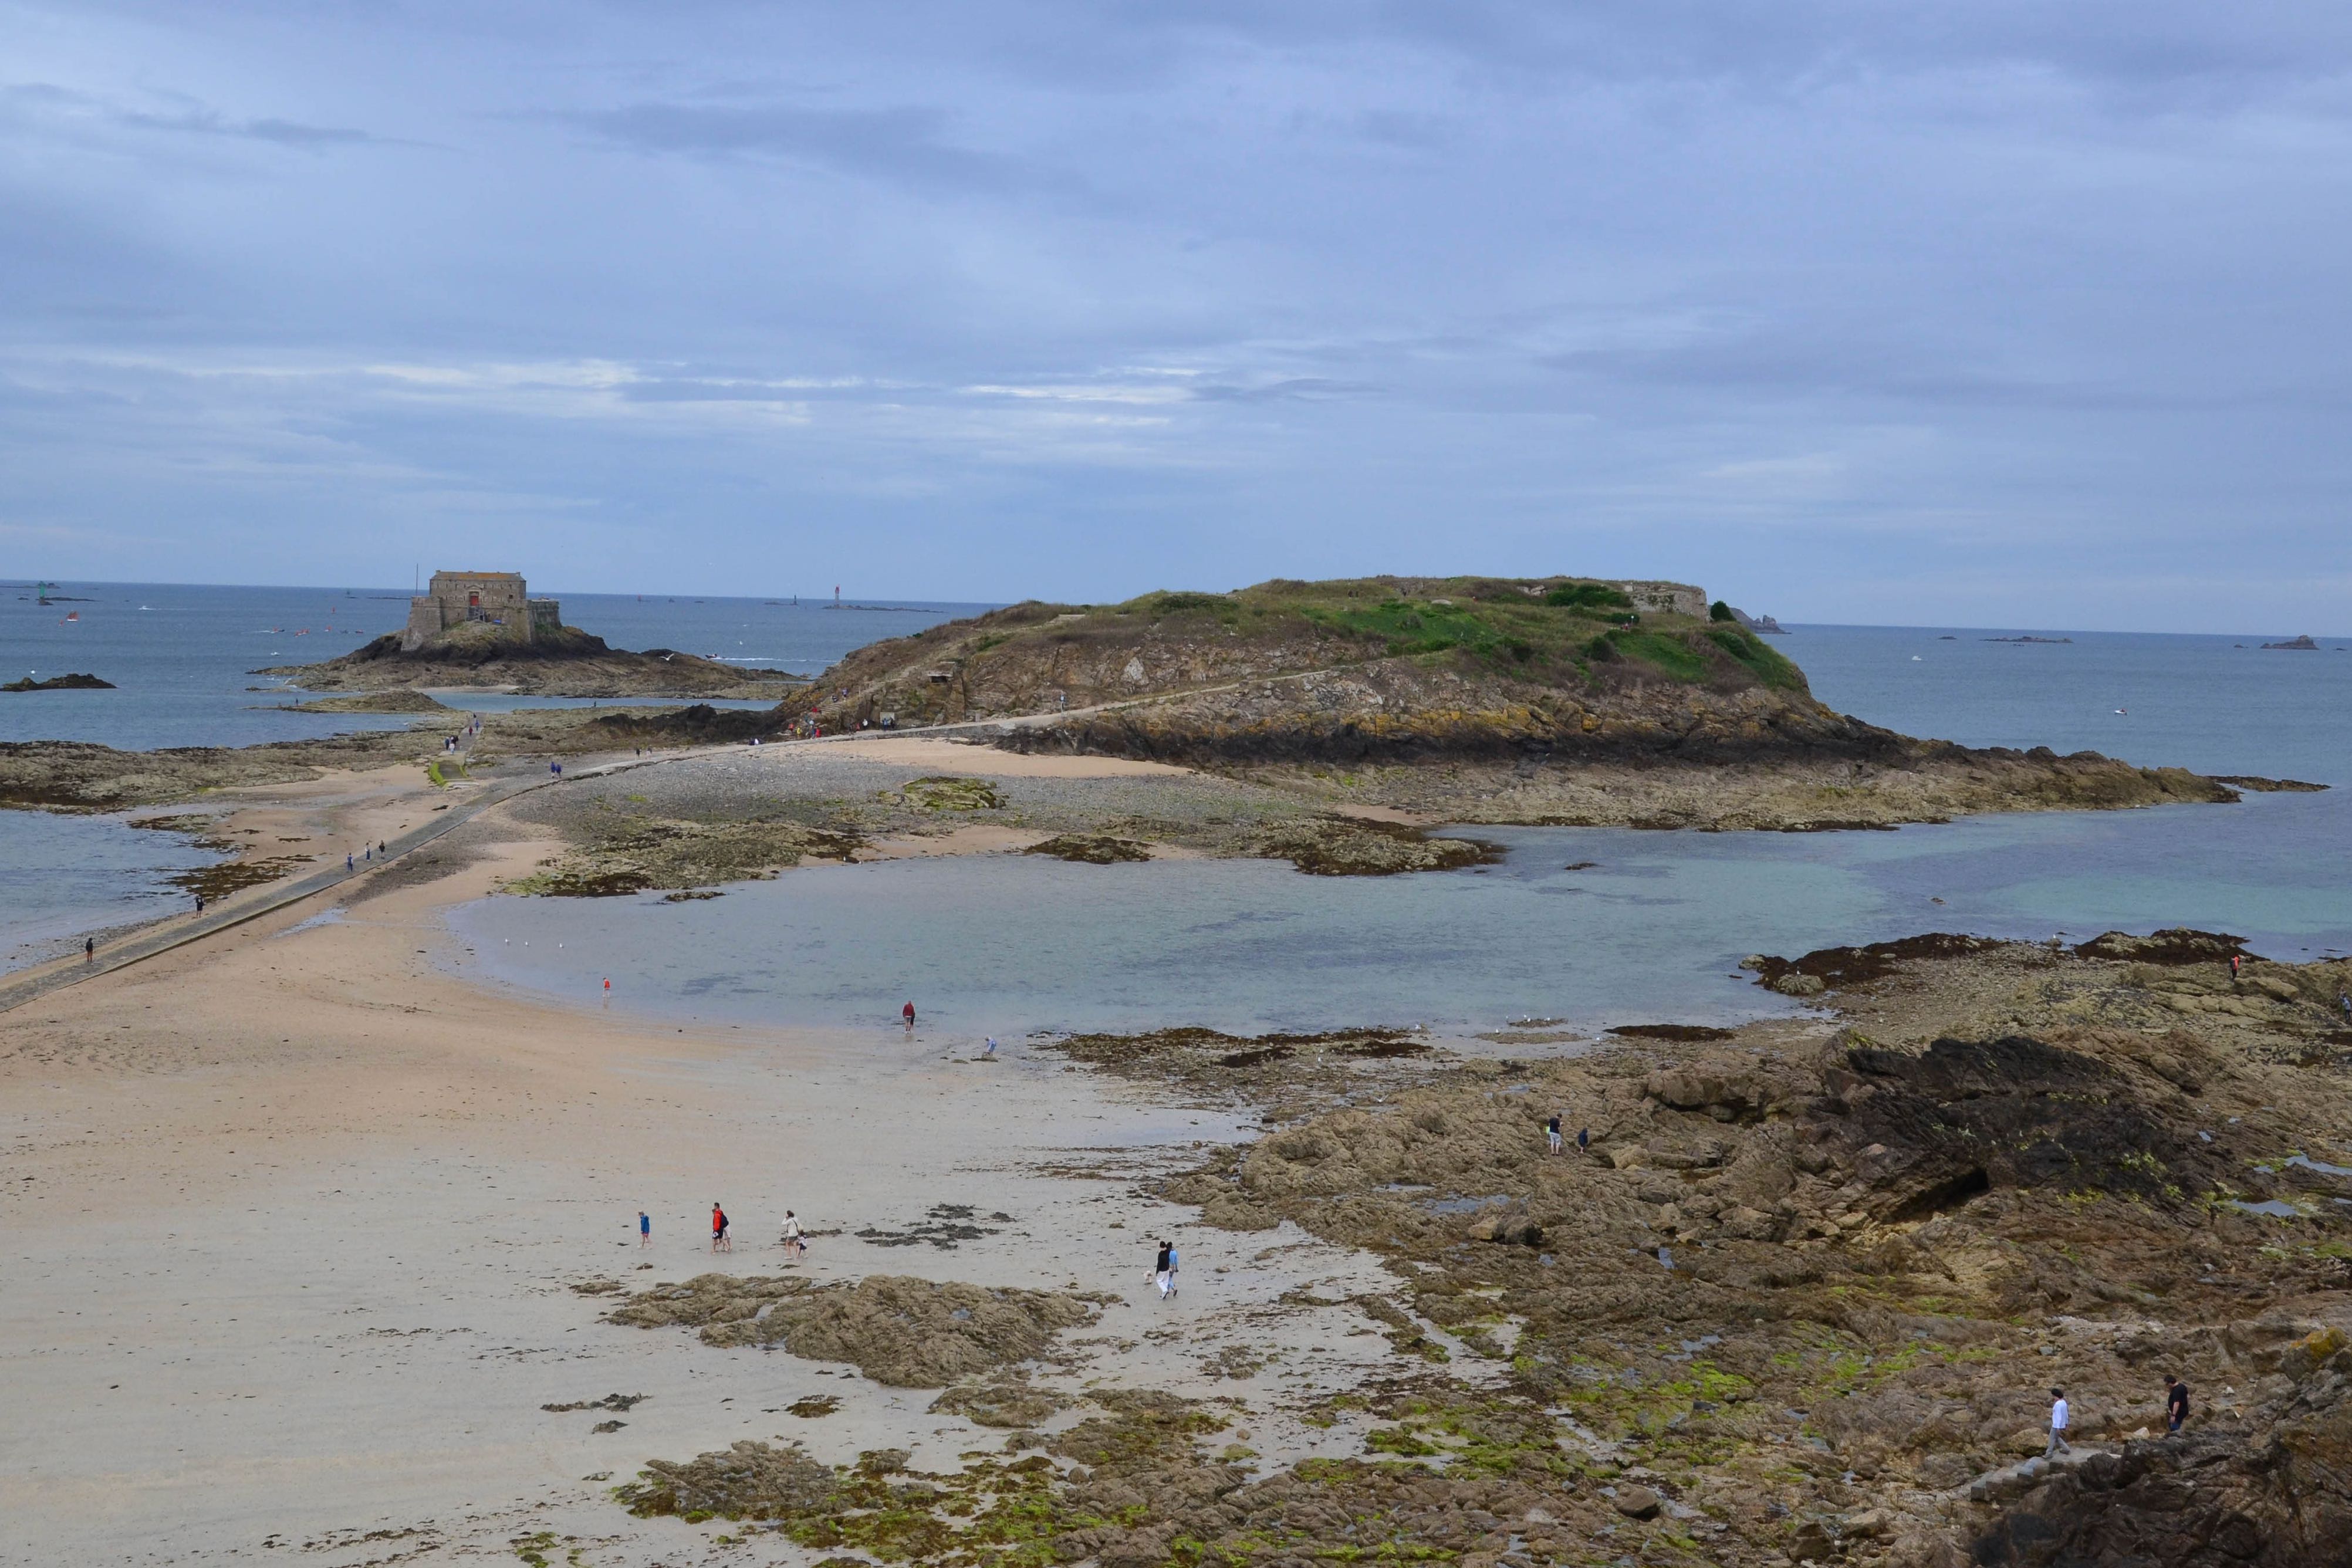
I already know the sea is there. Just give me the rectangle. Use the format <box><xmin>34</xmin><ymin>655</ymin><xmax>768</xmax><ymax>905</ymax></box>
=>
<box><xmin>6</xmin><ymin>584</ymin><xmax>2350</xmax><ymax>1019</ymax></box>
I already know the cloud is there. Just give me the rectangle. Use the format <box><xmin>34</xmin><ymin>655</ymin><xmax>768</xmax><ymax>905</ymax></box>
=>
<box><xmin>2</xmin><ymin>81</ymin><xmax>390</xmax><ymax>150</ymax></box>
<box><xmin>566</xmin><ymin>100</ymin><xmax>1066</xmax><ymax>195</ymax></box>
<box><xmin>1189</xmin><ymin>378</ymin><xmax>1377</xmax><ymax>403</ymax></box>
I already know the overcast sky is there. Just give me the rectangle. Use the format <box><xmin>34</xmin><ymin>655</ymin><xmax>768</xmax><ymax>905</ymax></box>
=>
<box><xmin>4</xmin><ymin>3</ymin><xmax>2347</xmax><ymax>629</ymax></box>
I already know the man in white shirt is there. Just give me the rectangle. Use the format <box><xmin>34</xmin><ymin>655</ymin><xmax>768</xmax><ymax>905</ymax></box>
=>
<box><xmin>2045</xmin><ymin>1388</ymin><xmax>2071</xmax><ymax>1457</ymax></box>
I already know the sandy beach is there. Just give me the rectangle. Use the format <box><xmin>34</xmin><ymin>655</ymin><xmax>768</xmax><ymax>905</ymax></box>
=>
<box><xmin>0</xmin><ymin>794</ymin><xmax>1416</xmax><ymax>1566</ymax></box>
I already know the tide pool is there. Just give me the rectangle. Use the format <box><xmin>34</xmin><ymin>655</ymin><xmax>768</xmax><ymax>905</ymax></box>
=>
<box><xmin>0</xmin><ymin>810</ymin><xmax>219</xmax><ymax>972</ymax></box>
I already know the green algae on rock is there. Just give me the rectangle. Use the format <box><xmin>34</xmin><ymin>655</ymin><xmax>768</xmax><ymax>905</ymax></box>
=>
<box><xmin>607</xmin><ymin>1274</ymin><xmax>1100</xmax><ymax>1388</ymax></box>
<box><xmin>503</xmin><ymin>816</ymin><xmax>861</xmax><ymax>896</ymax></box>
<box><xmin>1252</xmin><ymin>815</ymin><xmax>1501</xmax><ymax>876</ymax></box>
<box><xmin>1021</xmin><ymin>833</ymin><xmax>1152</xmax><ymax>864</ymax></box>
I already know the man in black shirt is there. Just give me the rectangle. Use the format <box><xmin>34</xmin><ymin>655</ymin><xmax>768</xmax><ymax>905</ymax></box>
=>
<box><xmin>2164</xmin><ymin>1376</ymin><xmax>2189</xmax><ymax>1434</ymax></box>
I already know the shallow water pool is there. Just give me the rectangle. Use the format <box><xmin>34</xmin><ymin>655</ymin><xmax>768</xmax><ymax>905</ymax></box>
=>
<box><xmin>447</xmin><ymin>790</ymin><xmax>2352</xmax><ymax>1039</ymax></box>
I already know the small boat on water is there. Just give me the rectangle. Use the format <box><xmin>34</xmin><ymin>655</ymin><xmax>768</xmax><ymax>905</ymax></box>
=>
<box><xmin>63</xmin><ymin>611</ymin><xmax>77</xmax><ymax>621</ymax></box>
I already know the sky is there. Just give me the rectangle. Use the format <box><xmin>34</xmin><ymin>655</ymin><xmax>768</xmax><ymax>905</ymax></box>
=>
<box><xmin>2</xmin><ymin>3</ymin><xmax>2348</xmax><ymax>631</ymax></box>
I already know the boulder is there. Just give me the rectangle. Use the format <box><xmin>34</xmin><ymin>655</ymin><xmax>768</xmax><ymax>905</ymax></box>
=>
<box><xmin>1611</xmin><ymin>1484</ymin><xmax>1662</xmax><ymax>1519</ymax></box>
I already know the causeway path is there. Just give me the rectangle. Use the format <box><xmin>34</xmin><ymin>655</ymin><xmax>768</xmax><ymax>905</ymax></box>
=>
<box><xmin>0</xmin><ymin>748</ymin><xmax>682</xmax><ymax>1016</ymax></box>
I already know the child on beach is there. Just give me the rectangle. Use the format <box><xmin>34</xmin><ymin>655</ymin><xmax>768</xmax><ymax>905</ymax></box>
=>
<box><xmin>639</xmin><ymin>1211</ymin><xmax>651</xmax><ymax>1247</ymax></box>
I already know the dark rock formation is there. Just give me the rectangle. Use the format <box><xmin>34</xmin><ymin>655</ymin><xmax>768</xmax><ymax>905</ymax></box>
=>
<box><xmin>2</xmin><ymin>672</ymin><xmax>113</xmax><ymax>691</ymax></box>
<box><xmin>263</xmin><ymin>623</ymin><xmax>780</xmax><ymax>697</ymax></box>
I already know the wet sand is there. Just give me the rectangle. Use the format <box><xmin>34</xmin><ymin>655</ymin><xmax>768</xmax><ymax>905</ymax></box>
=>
<box><xmin>0</xmin><ymin>809</ymin><xmax>1408</xmax><ymax>1566</ymax></box>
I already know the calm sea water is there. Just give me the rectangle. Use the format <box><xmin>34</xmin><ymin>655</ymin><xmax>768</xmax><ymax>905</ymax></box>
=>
<box><xmin>450</xmin><ymin>624</ymin><xmax>2352</xmax><ymax>1038</ymax></box>
<box><xmin>0</xmin><ymin>580</ymin><xmax>979</xmax><ymax>974</ymax></box>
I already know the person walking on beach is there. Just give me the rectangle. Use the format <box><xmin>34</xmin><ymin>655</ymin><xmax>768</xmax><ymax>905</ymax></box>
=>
<box><xmin>2165</xmin><ymin>1376</ymin><xmax>2189</xmax><ymax>1434</ymax></box>
<box><xmin>903</xmin><ymin>1001</ymin><xmax>916</xmax><ymax>1032</ymax></box>
<box><xmin>711</xmin><ymin>1203</ymin><xmax>731</xmax><ymax>1252</ymax></box>
<box><xmin>1153</xmin><ymin>1240</ymin><xmax>1175</xmax><ymax>1300</ymax></box>
<box><xmin>2045</xmin><ymin>1388</ymin><xmax>2071</xmax><ymax>1458</ymax></box>
<box><xmin>1577</xmin><ymin>1127</ymin><xmax>1590</xmax><ymax>1154</ymax></box>
<box><xmin>2231</xmin><ymin>953</ymin><xmax>2243</xmax><ymax>980</ymax></box>
<box><xmin>84</xmin><ymin>936</ymin><xmax>94</xmax><ymax>962</ymax></box>
<box><xmin>639</xmin><ymin>1211</ymin><xmax>651</xmax><ymax>1248</ymax></box>
<box><xmin>781</xmin><ymin>1210</ymin><xmax>805</xmax><ymax>1261</ymax></box>
<box><xmin>1546</xmin><ymin>1115</ymin><xmax>1562</xmax><ymax>1155</ymax></box>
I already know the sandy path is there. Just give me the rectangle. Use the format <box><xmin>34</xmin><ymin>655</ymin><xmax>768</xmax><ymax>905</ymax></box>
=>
<box><xmin>0</xmin><ymin>810</ymin><xmax>1402</xmax><ymax>1566</ymax></box>
<box><xmin>796</xmin><ymin>734</ymin><xmax>1197</xmax><ymax>778</ymax></box>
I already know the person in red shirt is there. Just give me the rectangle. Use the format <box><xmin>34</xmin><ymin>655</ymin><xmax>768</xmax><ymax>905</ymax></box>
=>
<box><xmin>711</xmin><ymin>1203</ymin><xmax>731</xmax><ymax>1252</ymax></box>
<box><xmin>903</xmin><ymin>1001</ymin><xmax>916</xmax><ymax>1031</ymax></box>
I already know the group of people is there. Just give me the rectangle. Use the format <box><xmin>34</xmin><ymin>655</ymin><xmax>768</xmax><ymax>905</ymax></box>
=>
<box><xmin>638</xmin><ymin>1205</ymin><xmax>809</xmax><ymax>1260</ymax></box>
<box><xmin>1543</xmin><ymin>1115</ymin><xmax>1590</xmax><ymax>1155</ymax></box>
<box><xmin>1152</xmin><ymin>1238</ymin><xmax>1181</xmax><ymax>1299</ymax></box>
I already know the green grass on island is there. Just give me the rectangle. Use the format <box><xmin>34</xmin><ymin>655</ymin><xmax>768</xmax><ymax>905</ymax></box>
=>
<box><xmin>897</xmin><ymin>575</ymin><xmax>1806</xmax><ymax>692</ymax></box>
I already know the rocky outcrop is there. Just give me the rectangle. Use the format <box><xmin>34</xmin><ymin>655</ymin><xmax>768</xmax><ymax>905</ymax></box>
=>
<box><xmin>1969</xmin><ymin>1371</ymin><xmax>2352</xmax><ymax>1566</ymax></box>
<box><xmin>609</xmin><ymin>1273</ymin><xmax>1101</xmax><ymax>1387</ymax></box>
<box><xmin>263</xmin><ymin>621</ymin><xmax>782</xmax><ymax>697</ymax></box>
<box><xmin>2</xmin><ymin>672</ymin><xmax>113</xmax><ymax>692</ymax></box>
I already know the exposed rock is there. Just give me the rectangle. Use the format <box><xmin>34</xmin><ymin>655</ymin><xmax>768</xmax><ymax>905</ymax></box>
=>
<box><xmin>505</xmin><ymin>816</ymin><xmax>860</xmax><ymax>895</ymax></box>
<box><xmin>1022</xmin><ymin>833</ymin><xmax>1153</xmax><ymax>864</ymax></box>
<box><xmin>927</xmin><ymin>1376</ymin><xmax>1073</xmax><ymax>1428</ymax></box>
<box><xmin>610</xmin><ymin>1273</ymin><xmax>1100</xmax><ymax>1387</ymax></box>
<box><xmin>264</xmin><ymin>620</ymin><xmax>775</xmax><ymax>697</ymax></box>
<box><xmin>1612</xmin><ymin>1484</ymin><xmax>1662</xmax><ymax>1519</ymax></box>
<box><xmin>269</xmin><ymin>690</ymin><xmax>450</xmax><ymax>714</ymax></box>
<box><xmin>2211</xmin><ymin>775</ymin><xmax>2330</xmax><ymax>793</ymax></box>
<box><xmin>1253</xmin><ymin>815</ymin><xmax>1501</xmax><ymax>876</ymax></box>
<box><xmin>2</xmin><ymin>672</ymin><xmax>113</xmax><ymax>692</ymax></box>
<box><xmin>617</xmin><ymin>1439</ymin><xmax>839</xmax><ymax>1519</ymax></box>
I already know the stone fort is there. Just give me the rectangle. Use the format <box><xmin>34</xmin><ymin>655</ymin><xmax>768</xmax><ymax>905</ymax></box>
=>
<box><xmin>401</xmin><ymin>570</ymin><xmax>562</xmax><ymax>651</ymax></box>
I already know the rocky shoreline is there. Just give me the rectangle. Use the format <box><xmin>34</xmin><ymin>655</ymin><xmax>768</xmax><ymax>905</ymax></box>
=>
<box><xmin>605</xmin><ymin>930</ymin><xmax>2352</xmax><ymax>1567</ymax></box>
